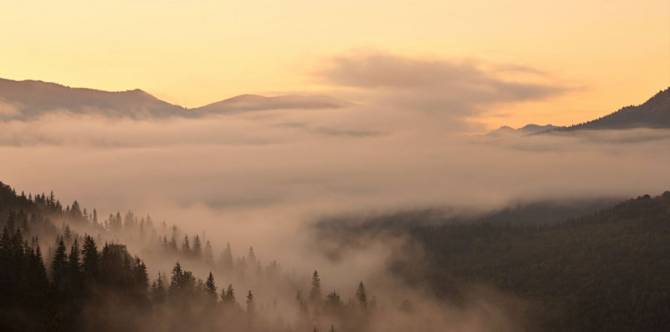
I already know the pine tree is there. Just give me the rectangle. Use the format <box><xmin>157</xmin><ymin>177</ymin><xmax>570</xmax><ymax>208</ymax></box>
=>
<box><xmin>70</xmin><ymin>200</ymin><xmax>82</xmax><ymax>220</ymax></box>
<box><xmin>309</xmin><ymin>270</ymin><xmax>322</xmax><ymax>304</ymax></box>
<box><xmin>169</xmin><ymin>262</ymin><xmax>184</xmax><ymax>292</ymax></box>
<box><xmin>204</xmin><ymin>240</ymin><xmax>214</xmax><ymax>264</ymax></box>
<box><xmin>205</xmin><ymin>272</ymin><xmax>217</xmax><ymax>303</ymax></box>
<box><xmin>356</xmin><ymin>282</ymin><xmax>368</xmax><ymax>310</ymax></box>
<box><xmin>182</xmin><ymin>236</ymin><xmax>191</xmax><ymax>256</ymax></box>
<box><xmin>324</xmin><ymin>291</ymin><xmax>343</xmax><ymax>314</ymax></box>
<box><xmin>193</xmin><ymin>235</ymin><xmax>202</xmax><ymax>258</ymax></box>
<box><xmin>81</xmin><ymin>235</ymin><xmax>99</xmax><ymax>282</ymax></box>
<box><xmin>68</xmin><ymin>239</ymin><xmax>82</xmax><ymax>293</ymax></box>
<box><xmin>151</xmin><ymin>273</ymin><xmax>167</xmax><ymax>304</ymax></box>
<box><xmin>222</xmin><ymin>284</ymin><xmax>235</xmax><ymax>305</ymax></box>
<box><xmin>32</xmin><ymin>243</ymin><xmax>49</xmax><ymax>291</ymax></box>
<box><xmin>51</xmin><ymin>237</ymin><xmax>68</xmax><ymax>292</ymax></box>
<box><xmin>133</xmin><ymin>258</ymin><xmax>149</xmax><ymax>300</ymax></box>
<box><xmin>221</xmin><ymin>242</ymin><xmax>233</xmax><ymax>271</ymax></box>
<box><xmin>246</xmin><ymin>290</ymin><xmax>255</xmax><ymax>315</ymax></box>
<box><xmin>248</xmin><ymin>246</ymin><xmax>257</xmax><ymax>265</ymax></box>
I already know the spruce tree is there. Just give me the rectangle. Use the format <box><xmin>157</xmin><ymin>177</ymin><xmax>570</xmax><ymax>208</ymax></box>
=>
<box><xmin>193</xmin><ymin>235</ymin><xmax>202</xmax><ymax>258</ymax></box>
<box><xmin>150</xmin><ymin>273</ymin><xmax>167</xmax><ymax>304</ymax></box>
<box><xmin>51</xmin><ymin>237</ymin><xmax>68</xmax><ymax>292</ymax></box>
<box><xmin>182</xmin><ymin>236</ymin><xmax>191</xmax><ymax>257</ymax></box>
<box><xmin>169</xmin><ymin>262</ymin><xmax>184</xmax><ymax>293</ymax></box>
<box><xmin>203</xmin><ymin>240</ymin><xmax>214</xmax><ymax>264</ymax></box>
<box><xmin>205</xmin><ymin>272</ymin><xmax>217</xmax><ymax>303</ymax></box>
<box><xmin>221</xmin><ymin>243</ymin><xmax>233</xmax><ymax>271</ymax></box>
<box><xmin>133</xmin><ymin>258</ymin><xmax>149</xmax><ymax>300</ymax></box>
<box><xmin>81</xmin><ymin>235</ymin><xmax>99</xmax><ymax>282</ymax></box>
<box><xmin>309</xmin><ymin>270</ymin><xmax>322</xmax><ymax>304</ymax></box>
<box><xmin>223</xmin><ymin>284</ymin><xmax>235</xmax><ymax>305</ymax></box>
<box><xmin>68</xmin><ymin>239</ymin><xmax>82</xmax><ymax>294</ymax></box>
<box><xmin>356</xmin><ymin>282</ymin><xmax>367</xmax><ymax>309</ymax></box>
<box><xmin>246</xmin><ymin>290</ymin><xmax>255</xmax><ymax>315</ymax></box>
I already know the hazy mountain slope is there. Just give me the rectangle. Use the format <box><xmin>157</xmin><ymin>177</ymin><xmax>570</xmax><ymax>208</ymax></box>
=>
<box><xmin>409</xmin><ymin>192</ymin><xmax>670</xmax><ymax>331</ymax></box>
<box><xmin>560</xmin><ymin>88</ymin><xmax>670</xmax><ymax>130</ymax></box>
<box><xmin>0</xmin><ymin>77</ymin><xmax>345</xmax><ymax>119</ymax></box>
<box><xmin>0</xmin><ymin>78</ymin><xmax>187</xmax><ymax>119</ymax></box>
<box><xmin>317</xmin><ymin>192</ymin><xmax>670</xmax><ymax>332</ymax></box>
<box><xmin>490</xmin><ymin>87</ymin><xmax>670</xmax><ymax>135</ymax></box>
<box><xmin>192</xmin><ymin>94</ymin><xmax>345</xmax><ymax>114</ymax></box>
<box><xmin>489</xmin><ymin>124</ymin><xmax>560</xmax><ymax>136</ymax></box>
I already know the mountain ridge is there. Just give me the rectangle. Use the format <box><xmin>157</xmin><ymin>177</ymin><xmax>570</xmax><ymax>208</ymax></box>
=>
<box><xmin>491</xmin><ymin>87</ymin><xmax>670</xmax><ymax>135</ymax></box>
<box><xmin>0</xmin><ymin>77</ymin><xmax>344</xmax><ymax>119</ymax></box>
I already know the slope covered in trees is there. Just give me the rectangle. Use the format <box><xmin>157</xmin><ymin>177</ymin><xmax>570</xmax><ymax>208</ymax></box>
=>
<box><xmin>0</xmin><ymin>181</ymin><xmax>376</xmax><ymax>332</ymax></box>
<box><xmin>318</xmin><ymin>192</ymin><xmax>670</xmax><ymax>331</ymax></box>
<box><xmin>4</xmin><ymin>179</ymin><xmax>670</xmax><ymax>331</ymax></box>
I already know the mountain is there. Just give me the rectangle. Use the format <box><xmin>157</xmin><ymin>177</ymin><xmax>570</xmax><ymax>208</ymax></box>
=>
<box><xmin>317</xmin><ymin>192</ymin><xmax>670</xmax><ymax>332</ymax></box>
<box><xmin>192</xmin><ymin>94</ymin><xmax>346</xmax><ymax>114</ymax></box>
<box><xmin>0</xmin><ymin>78</ymin><xmax>187</xmax><ymax>119</ymax></box>
<box><xmin>490</xmin><ymin>87</ymin><xmax>670</xmax><ymax>135</ymax></box>
<box><xmin>0</xmin><ymin>77</ymin><xmax>344</xmax><ymax>119</ymax></box>
<box><xmin>559</xmin><ymin>87</ymin><xmax>670</xmax><ymax>130</ymax></box>
<box><xmin>488</xmin><ymin>123</ymin><xmax>559</xmax><ymax>136</ymax></box>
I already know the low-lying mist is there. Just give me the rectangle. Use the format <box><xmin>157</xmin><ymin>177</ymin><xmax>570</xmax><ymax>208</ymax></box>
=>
<box><xmin>1</xmin><ymin>73</ymin><xmax>669</xmax><ymax>330</ymax></box>
<box><xmin>2</xmin><ymin>106</ymin><xmax>669</xmax><ymax>267</ymax></box>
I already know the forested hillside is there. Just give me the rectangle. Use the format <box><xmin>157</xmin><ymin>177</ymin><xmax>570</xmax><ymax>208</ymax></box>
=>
<box><xmin>3</xmin><ymin>179</ymin><xmax>670</xmax><ymax>331</ymax></box>
<box><xmin>0</xmin><ymin>182</ymin><xmax>376</xmax><ymax>332</ymax></box>
<box><xmin>318</xmin><ymin>192</ymin><xmax>670</xmax><ymax>331</ymax></box>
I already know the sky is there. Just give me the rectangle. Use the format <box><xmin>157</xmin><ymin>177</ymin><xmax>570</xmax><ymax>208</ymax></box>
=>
<box><xmin>0</xmin><ymin>0</ymin><xmax>668</xmax><ymax>128</ymax></box>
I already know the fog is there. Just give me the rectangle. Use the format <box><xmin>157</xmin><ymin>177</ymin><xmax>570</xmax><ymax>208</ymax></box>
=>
<box><xmin>1</xmin><ymin>53</ymin><xmax>668</xmax><ymax>331</ymax></box>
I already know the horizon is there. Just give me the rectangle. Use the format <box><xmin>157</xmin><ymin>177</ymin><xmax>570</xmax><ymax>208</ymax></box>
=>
<box><xmin>2</xmin><ymin>1</ymin><xmax>669</xmax><ymax>129</ymax></box>
<box><xmin>1</xmin><ymin>74</ymin><xmax>668</xmax><ymax>131</ymax></box>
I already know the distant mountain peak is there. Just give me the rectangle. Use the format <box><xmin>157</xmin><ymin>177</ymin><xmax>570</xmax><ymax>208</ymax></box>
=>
<box><xmin>490</xmin><ymin>87</ymin><xmax>670</xmax><ymax>135</ymax></box>
<box><xmin>489</xmin><ymin>123</ymin><xmax>559</xmax><ymax>136</ymax></box>
<box><xmin>193</xmin><ymin>93</ymin><xmax>346</xmax><ymax>114</ymax></box>
<box><xmin>0</xmin><ymin>77</ymin><xmax>345</xmax><ymax>119</ymax></box>
<box><xmin>559</xmin><ymin>87</ymin><xmax>670</xmax><ymax>131</ymax></box>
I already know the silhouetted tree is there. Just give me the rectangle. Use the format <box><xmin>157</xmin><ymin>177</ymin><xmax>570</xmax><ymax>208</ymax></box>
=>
<box><xmin>204</xmin><ymin>240</ymin><xmax>213</xmax><ymax>264</ymax></box>
<box><xmin>309</xmin><ymin>270</ymin><xmax>322</xmax><ymax>305</ymax></box>
<box><xmin>67</xmin><ymin>239</ymin><xmax>82</xmax><ymax>295</ymax></box>
<box><xmin>51</xmin><ymin>237</ymin><xmax>68</xmax><ymax>292</ymax></box>
<box><xmin>205</xmin><ymin>272</ymin><xmax>217</xmax><ymax>304</ymax></box>
<box><xmin>81</xmin><ymin>235</ymin><xmax>99</xmax><ymax>283</ymax></box>
<box><xmin>193</xmin><ymin>235</ymin><xmax>202</xmax><ymax>258</ymax></box>
<box><xmin>222</xmin><ymin>284</ymin><xmax>236</xmax><ymax>305</ymax></box>
<box><xmin>356</xmin><ymin>282</ymin><xmax>367</xmax><ymax>310</ymax></box>
<box><xmin>182</xmin><ymin>236</ymin><xmax>191</xmax><ymax>257</ymax></box>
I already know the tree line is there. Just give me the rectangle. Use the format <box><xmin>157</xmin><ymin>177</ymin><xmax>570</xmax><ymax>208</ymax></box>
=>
<box><xmin>0</xmin><ymin>181</ymin><xmax>380</xmax><ymax>332</ymax></box>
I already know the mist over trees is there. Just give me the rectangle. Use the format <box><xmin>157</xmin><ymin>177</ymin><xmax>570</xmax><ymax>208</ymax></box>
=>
<box><xmin>0</xmin><ymin>181</ymin><xmax>384</xmax><ymax>332</ymax></box>
<box><xmin>2</xmin><ymin>179</ymin><xmax>670</xmax><ymax>332</ymax></box>
<box><xmin>318</xmin><ymin>192</ymin><xmax>670</xmax><ymax>331</ymax></box>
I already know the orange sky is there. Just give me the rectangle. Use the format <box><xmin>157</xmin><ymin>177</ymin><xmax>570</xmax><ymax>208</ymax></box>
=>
<box><xmin>1</xmin><ymin>0</ymin><xmax>668</xmax><ymax>128</ymax></box>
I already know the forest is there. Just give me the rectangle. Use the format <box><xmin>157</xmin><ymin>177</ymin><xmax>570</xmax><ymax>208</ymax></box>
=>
<box><xmin>318</xmin><ymin>192</ymin><xmax>670</xmax><ymax>331</ymax></box>
<box><xmin>2</xmin><ymin>180</ymin><xmax>670</xmax><ymax>331</ymax></box>
<box><xmin>0</xmin><ymin>181</ymin><xmax>376</xmax><ymax>332</ymax></box>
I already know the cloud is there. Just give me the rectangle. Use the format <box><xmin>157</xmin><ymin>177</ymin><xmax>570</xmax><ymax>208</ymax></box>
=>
<box><xmin>316</xmin><ymin>53</ymin><xmax>567</xmax><ymax>129</ymax></box>
<box><xmin>0</xmin><ymin>99</ymin><xmax>21</xmax><ymax>118</ymax></box>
